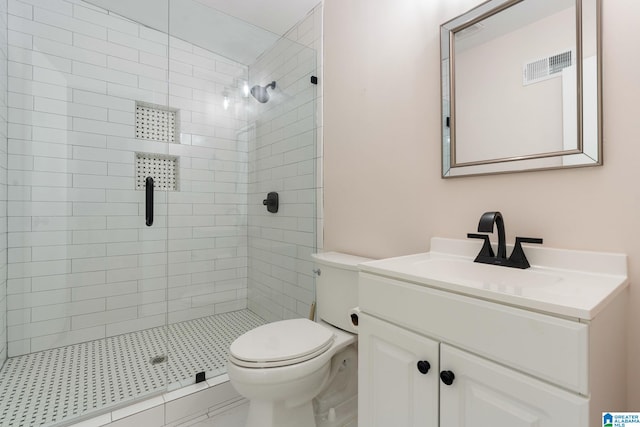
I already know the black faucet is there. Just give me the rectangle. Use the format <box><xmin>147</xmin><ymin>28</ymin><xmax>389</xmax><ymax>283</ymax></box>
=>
<box><xmin>467</xmin><ymin>211</ymin><xmax>543</xmax><ymax>269</ymax></box>
<box><xmin>478</xmin><ymin>211</ymin><xmax>506</xmax><ymax>259</ymax></box>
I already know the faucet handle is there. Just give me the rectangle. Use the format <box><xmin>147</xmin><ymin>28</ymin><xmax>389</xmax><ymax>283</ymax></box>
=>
<box><xmin>508</xmin><ymin>236</ymin><xmax>543</xmax><ymax>269</ymax></box>
<box><xmin>515</xmin><ymin>237</ymin><xmax>543</xmax><ymax>245</ymax></box>
<box><xmin>467</xmin><ymin>233</ymin><xmax>495</xmax><ymax>259</ymax></box>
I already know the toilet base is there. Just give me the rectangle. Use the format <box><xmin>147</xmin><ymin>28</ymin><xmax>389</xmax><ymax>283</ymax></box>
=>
<box><xmin>246</xmin><ymin>400</ymin><xmax>315</xmax><ymax>427</ymax></box>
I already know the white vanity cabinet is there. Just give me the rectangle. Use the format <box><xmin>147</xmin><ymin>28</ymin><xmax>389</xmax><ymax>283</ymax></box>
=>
<box><xmin>358</xmin><ymin>307</ymin><xmax>587</xmax><ymax>427</ymax></box>
<box><xmin>439</xmin><ymin>343</ymin><xmax>587</xmax><ymax>427</ymax></box>
<box><xmin>357</xmin><ymin>239</ymin><xmax>628</xmax><ymax>427</ymax></box>
<box><xmin>358</xmin><ymin>312</ymin><xmax>439</xmax><ymax>427</ymax></box>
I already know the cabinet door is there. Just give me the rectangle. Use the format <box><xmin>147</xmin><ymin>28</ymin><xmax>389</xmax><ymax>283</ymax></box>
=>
<box><xmin>358</xmin><ymin>313</ymin><xmax>439</xmax><ymax>427</ymax></box>
<box><xmin>440</xmin><ymin>344</ymin><xmax>588</xmax><ymax>427</ymax></box>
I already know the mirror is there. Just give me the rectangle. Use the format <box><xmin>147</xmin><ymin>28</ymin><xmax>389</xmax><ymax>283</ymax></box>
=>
<box><xmin>441</xmin><ymin>0</ymin><xmax>601</xmax><ymax>177</ymax></box>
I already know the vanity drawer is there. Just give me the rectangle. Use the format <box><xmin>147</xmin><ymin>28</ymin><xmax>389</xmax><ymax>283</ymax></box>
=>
<box><xmin>359</xmin><ymin>272</ymin><xmax>589</xmax><ymax>395</ymax></box>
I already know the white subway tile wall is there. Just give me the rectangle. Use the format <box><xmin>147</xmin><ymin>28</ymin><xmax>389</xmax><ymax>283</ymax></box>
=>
<box><xmin>0</xmin><ymin>0</ymin><xmax>9</xmax><ymax>366</ymax></box>
<box><xmin>247</xmin><ymin>6</ymin><xmax>321</xmax><ymax>322</ymax></box>
<box><xmin>6</xmin><ymin>0</ymin><xmax>250</xmax><ymax>356</ymax></box>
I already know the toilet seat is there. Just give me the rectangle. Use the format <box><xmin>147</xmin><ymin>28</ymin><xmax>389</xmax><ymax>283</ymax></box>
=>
<box><xmin>229</xmin><ymin>318</ymin><xmax>336</xmax><ymax>368</ymax></box>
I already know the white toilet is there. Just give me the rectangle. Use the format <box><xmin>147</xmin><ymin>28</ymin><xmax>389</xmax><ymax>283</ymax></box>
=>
<box><xmin>227</xmin><ymin>252</ymin><xmax>372</xmax><ymax>427</ymax></box>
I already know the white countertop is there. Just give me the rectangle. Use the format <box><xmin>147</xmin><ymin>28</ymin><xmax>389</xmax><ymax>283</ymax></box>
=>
<box><xmin>359</xmin><ymin>238</ymin><xmax>629</xmax><ymax>320</ymax></box>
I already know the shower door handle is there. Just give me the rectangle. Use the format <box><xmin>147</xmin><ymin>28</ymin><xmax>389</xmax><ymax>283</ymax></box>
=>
<box><xmin>145</xmin><ymin>176</ymin><xmax>154</xmax><ymax>226</ymax></box>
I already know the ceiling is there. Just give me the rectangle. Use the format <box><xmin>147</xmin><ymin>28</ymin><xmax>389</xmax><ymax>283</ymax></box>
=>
<box><xmin>84</xmin><ymin>0</ymin><xmax>319</xmax><ymax>65</ymax></box>
<box><xmin>193</xmin><ymin>0</ymin><xmax>319</xmax><ymax>36</ymax></box>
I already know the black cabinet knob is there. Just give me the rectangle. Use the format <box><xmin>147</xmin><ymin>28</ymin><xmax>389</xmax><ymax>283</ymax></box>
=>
<box><xmin>417</xmin><ymin>360</ymin><xmax>431</xmax><ymax>375</ymax></box>
<box><xmin>440</xmin><ymin>370</ymin><xmax>455</xmax><ymax>385</ymax></box>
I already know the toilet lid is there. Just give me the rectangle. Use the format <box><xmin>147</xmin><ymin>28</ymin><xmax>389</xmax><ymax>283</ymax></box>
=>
<box><xmin>229</xmin><ymin>318</ymin><xmax>335</xmax><ymax>368</ymax></box>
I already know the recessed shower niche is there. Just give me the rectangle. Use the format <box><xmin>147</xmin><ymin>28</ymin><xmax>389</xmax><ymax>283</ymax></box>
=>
<box><xmin>135</xmin><ymin>101</ymin><xmax>180</xmax><ymax>144</ymax></box>
<box><xmin>134</xmin><ymin>101</ymin><xmax>181</xmax><ymax>191</ymax></box>
<box><xmin>135</xmin><ymin>152</ymin><xmax>179</xmax><ymax>191</ymax></box>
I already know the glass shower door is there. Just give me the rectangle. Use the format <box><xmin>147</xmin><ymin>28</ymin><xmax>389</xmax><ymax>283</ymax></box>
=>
<box><xmin>246</xmin><ymin>36</ymin><xmax>319</xmax><ymax>325</ymax></box>
<box><xmin>0</xmin><ymin>0</ymin><xmax>172</xmax><ymax>424</ymax></box>
<box><xmin>164</xmin><ymin>0</ymin><xmax>258</xmax><ymax>389</ymax></box>
<box><xmin>165</xmin><ymin>0</ymin><xmax>319</xmax><ymax>389</ymax></box>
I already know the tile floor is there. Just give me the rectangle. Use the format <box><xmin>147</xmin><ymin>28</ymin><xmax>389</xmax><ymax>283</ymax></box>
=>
<box><xmin>184</xmin><ymin>401</ymin><xmax>249</xmax><ymax>427</ymax></box>
<box><xmin>0</xmin><ymin>310</ymin><xmax>265</xmax><ymax>427</ymax></box>
<box><xmin>184</xmin><ymin>400</ymin><xmax>358</xmax><ymax>427</ymax></box>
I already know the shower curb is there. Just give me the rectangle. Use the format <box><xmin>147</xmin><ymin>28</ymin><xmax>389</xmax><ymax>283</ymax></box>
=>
<box><xmin>67</xmin><ymin>375</ymin><xmax>243</xmax><ymax>427</ymax></box>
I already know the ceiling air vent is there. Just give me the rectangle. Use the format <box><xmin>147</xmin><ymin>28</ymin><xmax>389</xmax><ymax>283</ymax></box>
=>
<box><xmin>522</xmin><ymin>50</ymin><xmax>574</xmax><ymax>86</ymax></box>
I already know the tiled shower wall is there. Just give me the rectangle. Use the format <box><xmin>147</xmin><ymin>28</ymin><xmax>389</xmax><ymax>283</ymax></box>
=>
<box><xmin>247</xmin><ymin>5</ymin><xmax>321</xmax><ymax>322</ymax></box>
<box><xmin>6</xmin><ymin>0</ymin><xmax>249</xmax><ymax>356</ymax></box>
<box><xmin>0</xmin><ymin>0</ymin><xmax>8</xmax><ymax>366</ymax></box>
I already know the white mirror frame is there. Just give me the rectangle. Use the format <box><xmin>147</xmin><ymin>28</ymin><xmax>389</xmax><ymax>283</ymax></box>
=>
<box><xmin>441</xmin><ymin>0</ymin><xmax>602</xmax><ymax>178</ymax></box>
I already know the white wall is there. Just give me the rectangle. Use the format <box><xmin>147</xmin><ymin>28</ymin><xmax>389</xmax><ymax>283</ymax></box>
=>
<box><xmin>324</xmin><ymin>0</ymin><xmax>640</xmax><ymax>408</ymax></box>
<box><xmin>6</xmin><ymin>0</ymin><xmax>249</xmax><ymax>356</ymax></box>
<box><xmin>455</xmin><ymin>7</ymin><xmax>575</xmax><ymax>162</ymax></box>
<box><xmin>0</xmin><ymin>0</ymin><xmax>8</xmax><ymax>366</ymax></box>
<box><xmin>246</xmin><ymin>4</ymin><xmax>321</xmax><ymax>322</ymax></box>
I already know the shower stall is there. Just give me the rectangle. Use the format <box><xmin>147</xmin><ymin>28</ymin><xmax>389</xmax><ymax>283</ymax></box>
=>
<box><xmin>0</xmin><ymin>0</ymin><xmax>321</xmax><ymax>425</ymax></box>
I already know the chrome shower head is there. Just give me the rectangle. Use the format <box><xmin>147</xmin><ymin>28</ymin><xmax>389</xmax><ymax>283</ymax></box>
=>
<box><xmin>250</xmin><ymin>81</ymin><xmax>276</xmax><ymax>103</ymax></box>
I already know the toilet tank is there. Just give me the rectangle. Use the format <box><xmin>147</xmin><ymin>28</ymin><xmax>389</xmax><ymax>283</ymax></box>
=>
<box><xmin>311</xmin><ymin>252</ymin><xmax>373</xmax><ymax>334</ymax></box>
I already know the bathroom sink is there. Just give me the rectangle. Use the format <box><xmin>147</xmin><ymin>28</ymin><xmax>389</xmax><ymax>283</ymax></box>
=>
<box><xmin>399</xmin><ymin>256</ymin><xmax>562</xmax><ymax>290</ymax></box>
<box><xmin>359</xmin><ymin>238</ymin><xmax>629</xmax><ymax>319</ymax></box>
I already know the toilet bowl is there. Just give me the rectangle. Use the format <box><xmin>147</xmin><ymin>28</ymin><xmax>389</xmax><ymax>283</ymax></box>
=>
<box><xmin>228</xmin><ymin>320</ymin><xmax>355</xmax><ymax>427</ymax></box>
<box><xmin>227</xmin><ymin>252</ymin><xmax>372</xmax><ymax>427</ymax></box>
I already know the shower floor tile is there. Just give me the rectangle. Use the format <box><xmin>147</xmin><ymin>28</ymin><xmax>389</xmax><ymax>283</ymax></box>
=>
<box><xmin>0</xmin><ymin>310</ymin><xmax>265</xmax><ymax>427</ymax></box>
